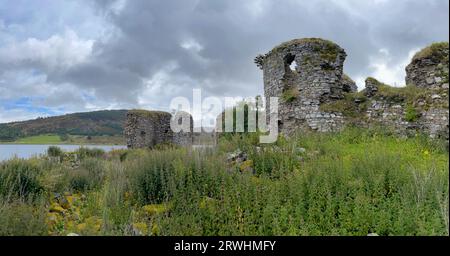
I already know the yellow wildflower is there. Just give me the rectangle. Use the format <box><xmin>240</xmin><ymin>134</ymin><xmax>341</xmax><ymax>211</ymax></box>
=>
<box><xmin>142</xmin><ymin>204</ymin><xmax>170</xmax><ymax>216</ymax></box>
<box><xmin>132</xmin><ymin>222</ymin><xmax>148</xmax><ymax>235</ymax></box>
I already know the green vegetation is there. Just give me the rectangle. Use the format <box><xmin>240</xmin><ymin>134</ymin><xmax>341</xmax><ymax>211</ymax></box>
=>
<box><xmin>0</xmin><ymin>128</ymin><xmax>448</xmax><ymax>236</ymax></box>
<box><xmin>128</xmin><ymin>109</ymin><xmax>171</xmax><ymax>120</ymax></box>
<box><xmin>273</xmin><ymin>38</ymin><xmax>337</xmax><ymax>53</ymax></box>
<box><xmin>405</xmin><ymin>104</ymin><xmax>420</xmax><ymax>122</ymax></box>
<box><xmin>321</xmin><ymin>77</ymin><xmax>448</xmax><ymax>120</ymax></box>
<box><xmin>47</xmin><ymin>146</ymin><xmax>64</xmax><ymax>158</ymax></box>
<box><xmin>412</xmin><ymin>42</ymin><xmax>449</xmax><ymax>62</ymax></box>
<box><xmin>15</xmin><ymin>135</ymin><xmax>63</xmax><ymax>144</ymax></box>
<box><xmin>270</xmin><ymin>38</ymin><xmax>340</xmax><ymax>63</ymax></box>
<box><xmin>372</xmin><ymin>80</ymin><xmax>449</xmax><ymax>109</ymax></box>
<box><xmin>320</xmin><ymin>92</ymin><xmax>368</xmax><ymax>118</ymax></box>
<box><xmin>75</xmin><ymin>147</ymin><xmax>106</xmax><ymax>160</ymax></box>
<box><xmin>342</xmin><ymin>73</ymin><xmax>353</xmax><ymax>82</ymax></box>
<box><xmin>0</xmin><ymin>110</ymin><xmax>127</xmax><ymax>142</ymax></box>
<box><xmin>376</xmin><ymin>83</ymin><xmax>428</xmax><ymax>104</ymax></box>
<box><xmin>218</xmin><ymin>99</ymin><xmax>264</xmax><ymax>137</ymax></box>
<box><xmin>282</xmin><ymin>88</ymin><xmax>300</xmax><ymax>102</ymax></box>
<box><xmin>0</xmin><ymin>124</ymin><xmax>24</xmax><ymax>141</ymax></box>
<box><xmin>313</xmin><ymin>42</ymin><xmax>339</xmax><ymax>62</ymax></box>
<box><xmin>2</xmin><ymin>134</ymin><xmax>125</xmax><ymax>145</ymax></box>
<box><xmin>0</xmin><ymin>159</ymin><xmax>43</xmax><ymax>200</ymax></box>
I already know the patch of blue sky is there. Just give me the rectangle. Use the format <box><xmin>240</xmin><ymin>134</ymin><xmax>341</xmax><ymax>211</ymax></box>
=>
<box><xmin>2</xmin><ymin>97</ymin><xmax>57</xmax><ymax>116</ymax></box>
<box><xmin>81</xmin><ymin>92</ymin><xmax>96</xmax><ymax>102</ymax></box>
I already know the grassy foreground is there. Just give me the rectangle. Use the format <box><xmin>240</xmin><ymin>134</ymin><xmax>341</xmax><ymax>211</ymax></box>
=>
<box><xmin>0</xmin><ymin>128</ymin><xmax>448</xmax><ymax>236</ymax></box>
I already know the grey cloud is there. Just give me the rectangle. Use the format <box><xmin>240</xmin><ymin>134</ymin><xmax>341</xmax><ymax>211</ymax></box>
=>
<box><xmin>1</xmin><ymin>0</ymin><xmax>449</xmax><ymax>121</ymax></box>
<box><xmin>48</xmin><ymin>62</ymin><xmax>142</xmax><ymax>103</ymax></box>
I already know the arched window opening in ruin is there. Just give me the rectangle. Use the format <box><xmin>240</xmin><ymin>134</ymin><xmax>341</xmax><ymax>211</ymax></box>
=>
<box><xmin>140</xmin><ymin>131</ymin><xmax>146</xmax><ymax>136</ymax></box>
<box><xmin>284</xmin><ymin>53</ymin><xmax>298</xmax><ymax>72</ymax></box>
<box><xmin>178</xmin><ymin>118</ymin><xmax>183</xmax><ymax>125</ymax></box>
<box><xmin>290</xmin><ymin>60</ymin><xmax>298</xmax><ymax>71</ymax></box>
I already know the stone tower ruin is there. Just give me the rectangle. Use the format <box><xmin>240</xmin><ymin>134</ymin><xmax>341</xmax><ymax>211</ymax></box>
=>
<box><xmin>255</xmin><ymin>38</ymin><xmax>354</xmax><ymax>135</ymax></box>
<box><xmin>124</xmin><ymin>110</ymin><xmax>193</xmax><ymax>149</ymax></box>
<box><xmin>255</xmin><ymin>38</ymin><xmax>448</xmax><ymax>140</ymax></box>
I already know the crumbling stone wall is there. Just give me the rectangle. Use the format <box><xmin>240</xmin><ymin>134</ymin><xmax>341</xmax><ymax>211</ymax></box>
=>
<box><xmin>256</xmin><ymin>39</ymin><xmax>449</xmax><ymax>140</ymax></box>
<box><xmin>124</xmin><ymin>110</ymin><xmax>193</xmax><ymax>149</ymax></box>
<box><xmin>406</xmin><ymin>42</ymin><xmax>449</xmax><ymax>90</ymax></box>
<box><xmin>171</xmin><ymin>111</ymin><xmax>194</xmax><ymax>146</ymax></box>
<box><xmin>342</xmin><ymin>74</ymin><xmax>358</xmax><ymax>93</ymax></box>
<box><xmin>347</xmin><ymin>76</ymin><xmax>448</xmax><ymax>140</ymax></box>
<box><xmin>255</xmin><ymin>38</ymin><xmax>352</xmax><ymax>135</ymax></box>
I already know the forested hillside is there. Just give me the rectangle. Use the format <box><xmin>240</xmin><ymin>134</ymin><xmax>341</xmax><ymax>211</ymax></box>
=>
<box><xmin>0</xmin><ymin>110</ymin><xmax>127</xmax><ymax>142</ymax></box>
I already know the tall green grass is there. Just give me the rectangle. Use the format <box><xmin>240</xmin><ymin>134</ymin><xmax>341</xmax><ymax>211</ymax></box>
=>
<box><xmin>0</xmin><ymin>128</ymin><xmax>448</xmax><ymax>236</ymax></box>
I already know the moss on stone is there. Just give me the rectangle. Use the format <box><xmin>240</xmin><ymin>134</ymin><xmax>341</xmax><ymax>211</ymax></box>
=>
<box><xmin>412</xmin><ymin>42</ymin><xmax>449</xmax><ymax>62</ymax></box>
<box><xmin>342</xmin><ymin>73</ymin><xmax>354</xmax><ymax>82</ymax></box>
<box><xmin>270</xmin><ymin>38</ymin><xmax>340</xmax><ymax>61</ymax></box>
<box><xmin>405</xmin><ymin>104</ymin><xmax>420</xmax><ymax>122</ymax></box>
<box><xmin>314</xmin><ymin>43</ymin><xmax>339</xmax><ymax>62</ymax></box>
<box><xmin>281</xmin><ymin>88</ymin><xmax>300</xmax><ymax>102</ymax></box>
<box><xmin>364</xmin><ymin>78</ymin><xmax>430</xmax><ymax>104</ymax></box>
<box><xmin>320</xmin><ymin>92</ymin><xmax>368</xmax><ymax>118</ymax></box>
<box><xmin>365</xmin><ymin>77</ymin><xmax>381</xmax><ymax>85</ymax></box>
<box><xmin>376</xmin><ymin>84</ymin><xmax>429</xmax><ymax>104</ymax></box>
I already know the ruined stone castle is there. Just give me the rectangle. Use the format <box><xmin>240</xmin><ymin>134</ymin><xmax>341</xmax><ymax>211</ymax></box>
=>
<box><xmin>125</xmin><ymin>38</ymin><xmax>448</xmax><ymax>148</ymax></box>
<box><xmin>124</xmin><ymin>110</ymin><xmax>193</xmax><ymax>149</ymax></box>
<box><xmin>255</xmin><ymin>38</ymin><xmax>449</xmax><ymax>139</ymax></box>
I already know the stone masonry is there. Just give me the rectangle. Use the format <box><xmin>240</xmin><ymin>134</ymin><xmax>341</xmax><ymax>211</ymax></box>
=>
<box><xmin>256</xmin><ymin>39</ymin><xmax>449</xmax><ymax>140</ymax></box>
<box><xmin>124</xmin><ymin>110</ymin><xmax>193</xmax><ymax>149</ymax></box>
<box><xmin>363</xmin><ymin>77</ymin><xmax>449</xmax><ymax>139</ymax></box>
<box><xmin>406</xmin><ymin>42</ymin><xmax>449</xmax><ymax>90</ymax></box>
<box><xmin>171</xmin><ymin>111</ymin><xmax>194</xmax><ymax>147</ymax></box>
<box><xmin>255</xmin><ymin>38</ymin><xmax>350</xmax><ymax>135</ymax></box>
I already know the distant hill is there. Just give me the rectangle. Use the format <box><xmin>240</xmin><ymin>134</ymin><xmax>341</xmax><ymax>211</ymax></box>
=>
<box><xmin>0</xmin><ymin>110</ymin><xmax>128</xmax><ymax>142</ymax></box>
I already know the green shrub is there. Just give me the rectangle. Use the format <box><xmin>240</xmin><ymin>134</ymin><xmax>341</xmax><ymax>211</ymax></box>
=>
<box><xmin>59</xmin><ymin>134</ymin><xmax>69</xmax><ymax>141</ymax></box>
<box><xmin>0</xmin><ymin>199</ymin><xmax>47</xmax><ymax>236</ymax></box>
<box><xmin>413</xmin><ymin>42</ymin><xmax>449</xmax><ymax>61</ymax></box>
<box><xmin>281</xmin><ymin>88</ymin><xmax>299</xmax><ymax>102</ymax></box>
<box><xmin>128</xmin><ymin>151</ymin><xmax>178</xmax><ymax>205</ymax></box>
<box><xmin>156</xmin><ymin>128</ymin><xmax>448</xmax><ymax>236</ymax></box>
<box><xmin>154</xmin><ymin>142</ymin><xmax>178</xmax><ymax>151</ymax></box>
<box><xmin>405</xmin><ymin>104</ymin><xmax>420</xmax><ymax>122</ymax></box>
<box><xmin>75</xmin><ymin>147</ymin><xmax>105</xmax><ymax>160</ymax></box>
<box><xmin>0</xmin><ymin>159</ymin><xmax>43</xmax><ymax>200</ymax></box>
<box><xmin>47</xmin><ymin>146</ymin><xmax>64</xmax><ymax>158</ymax></box>
<box><xmin>0</xmin><ymin>127</ymin><xmax>447</xmax><ymax>236</ymax></box>
<box><xmin>126</xmin><ymin>149</ymin><xmax>225</xmax><ymax>206</ymax></box>
<box><xmin>68</xmin><ymin>171</ymin><xmax>91</xmax><ymax>192</ymax></box>
<box><xmin>217</xmin><ymin>100</ymin><xmax>264</xmax><ymax>137</ymax></box>
<box><xmin>68</xmin><ymin>158</ymin><xmax>105</xmax><ymax>192</ymax></box>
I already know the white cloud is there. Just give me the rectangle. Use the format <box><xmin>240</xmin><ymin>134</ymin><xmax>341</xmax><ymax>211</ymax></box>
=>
<box><xmin>0</xmin><ymin>0</ymin><xmax>448</xmax><ymax>123</ymax></box>
<box><xmin>0</xmin><ymin>30</ymin><xmax>93</xmax><ymax>71</ymax></box>
<box><xmin>180</xmin><ymin>38</ymin><xmax>203</xmax><ymax>52</ymax></box>
<box><xmin>111</xmin><ymin>0</ymin><xmax>128</xmax><ymax>15</ymax></box>
<box><xmin>244</xmin><ymin>0</ymin><xmax>270</xmax><ymax>18</ymax></box>
<box><xmin>367</xmin><ymin>47</ymin><xmax>419</xmax><ymax>87</ymax></box>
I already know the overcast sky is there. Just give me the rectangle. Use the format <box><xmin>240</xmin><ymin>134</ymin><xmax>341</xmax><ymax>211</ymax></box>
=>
<box><xmin>0</xmin><ymin>0</ymin><xmax>448</xmax><ymax>123</ymax></box>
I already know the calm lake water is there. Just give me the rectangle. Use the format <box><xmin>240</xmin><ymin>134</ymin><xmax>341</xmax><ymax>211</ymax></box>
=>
<box><xmin>0</xmin><ymin>144</ymin><xmax>127</xmax><ymax>162</ymax></box>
